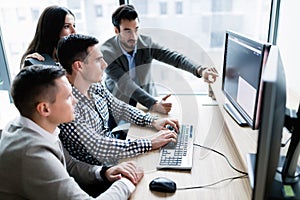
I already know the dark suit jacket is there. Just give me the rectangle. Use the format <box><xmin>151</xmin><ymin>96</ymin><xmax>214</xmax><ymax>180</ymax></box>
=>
<box><xmin>101</xmin><ymin>34</ymin><xmax>201</xmax><ymax>109</ymax></box>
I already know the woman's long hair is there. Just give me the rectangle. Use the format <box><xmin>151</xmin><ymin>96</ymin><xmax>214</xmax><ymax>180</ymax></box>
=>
<box><xmin>20</xmin><ymin>5</ymin><xmax>75</xmax><ymax>68</ymax></box>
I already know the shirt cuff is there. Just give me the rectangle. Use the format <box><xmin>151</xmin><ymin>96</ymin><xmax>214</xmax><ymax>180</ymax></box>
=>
<box><xmin>144</xmin><ymin>113</ymin><xmax>156</xmax><ymax>127</ymax></box>
<box><xmin>119</xmin><ymin>178</ymin><xmax>136</xmax><ymax>193</ymax></box>
<box><xmin>196</xmin><ymin>65</ymin><xmax>208</xmax><ymax>78</ymax></box>
<box><xmin>94</xmin><ymin>166</ymin><xmax>103</xmax><ymax>181</ymax></box>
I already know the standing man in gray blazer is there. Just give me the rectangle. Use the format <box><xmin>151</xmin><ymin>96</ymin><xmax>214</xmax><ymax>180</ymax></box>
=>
<box><xmin>0</xmin><ymin>65</ymin><xmax>143</xmax><ymax>200</ymax></box>
<box><xmin>102</xmin><ymin>4</ymin><xmax>218</xmax><ymax>115</ymax></box>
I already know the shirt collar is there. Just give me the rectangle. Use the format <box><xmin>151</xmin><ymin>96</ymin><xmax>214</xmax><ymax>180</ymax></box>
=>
<box><xmin>72</xmin><ymin>86</ymin><xmax>89</xmax><ymax>103</ymax></box>
<box><xmin>19</xmin><ymin>116</ymin><xmax>60</xmax><ymax>143</ymax></box>
<box><xmin>72</xmin><ymin>83</ymin><xmax>105</xmax><ymax>102</ymax></box>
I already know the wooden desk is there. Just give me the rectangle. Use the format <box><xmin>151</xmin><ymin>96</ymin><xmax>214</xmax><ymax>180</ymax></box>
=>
<box><xmin>210</xmin><ymin>78</ymin><xmax>259</xmax><ymax>169</ymax></box>
<box><xmin>123</xmin><ymin>94</ymin><xmax>253</xmax><ymax>200</ymax></box>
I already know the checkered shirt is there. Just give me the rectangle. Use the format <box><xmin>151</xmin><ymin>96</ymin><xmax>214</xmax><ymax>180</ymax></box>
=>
<box><xmin>59</xmin><ymin>83</ymin><xmax>154</xmax><ymax>165</ymax></box>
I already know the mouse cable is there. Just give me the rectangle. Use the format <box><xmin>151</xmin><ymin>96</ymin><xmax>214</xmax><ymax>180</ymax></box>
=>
<box><xmin>193</xmin><ymin>143</ymin><xmax>248</xmax><ymax>175</ymax></box>
<box><xmin>177</xmin><ymin>174</ymin><xmax>248</xmax><ymax>190</ymax></box>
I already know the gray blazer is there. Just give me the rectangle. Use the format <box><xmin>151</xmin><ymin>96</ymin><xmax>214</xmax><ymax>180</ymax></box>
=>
<box><xmin>101</xmin><ymin>34</ymin><xmax>201</xmax><ymax>109</ymax></box>
<box><xmin>0</xmin><ymin>116</ymin><xmax>132</xmax><ymax>200</ymax></box>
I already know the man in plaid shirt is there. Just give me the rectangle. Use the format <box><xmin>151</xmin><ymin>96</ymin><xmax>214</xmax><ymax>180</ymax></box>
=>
<box><xmin>57</xmin><ymin>34</ymin><xmax>179</xmax><ymax>165</ymax></box>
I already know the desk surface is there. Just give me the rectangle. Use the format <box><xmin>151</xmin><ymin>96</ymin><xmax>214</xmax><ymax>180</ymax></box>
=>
<box><xmin>124</xmin><ymin>94</ymin><xmax>254</xmax><ymax>200</ymax></box>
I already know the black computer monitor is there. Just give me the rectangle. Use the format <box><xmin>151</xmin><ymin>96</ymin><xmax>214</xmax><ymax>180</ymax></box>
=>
<box><xmin>222</xmin><ymin>30</ymin><xmax>270</xmax><ymax>129</ymax></box>
<box><xmin>246</xmin><ymin>46</ymin><xmax>300</xmax><ymax>199</ymax></box>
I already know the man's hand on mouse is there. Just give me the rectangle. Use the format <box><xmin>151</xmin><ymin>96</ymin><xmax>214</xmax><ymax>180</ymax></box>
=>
<box><xmin>150</xmin><ymin>94</ymin><xmax>172</xmax><ymax>114</ymax></box>
<box><xmin>151</xmin><ymin>129</ymin><xmax>177</xmax><ymax>150</ymax></box>
<box><xmin>105</xmin><ymin>161</ymin><xmax>144</xmax><ymax>185</ymax></box>
<box><xmin>152</xmin><ymin>118</ymin><xmax>179</xmax><ymax>133</ymax></box>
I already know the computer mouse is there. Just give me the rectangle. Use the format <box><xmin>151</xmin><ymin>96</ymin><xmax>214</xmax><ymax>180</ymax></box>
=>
<box><xmin>149</xmin><ymin>177</ymin><xmax>177</xmax><ymax>193</ymax></box>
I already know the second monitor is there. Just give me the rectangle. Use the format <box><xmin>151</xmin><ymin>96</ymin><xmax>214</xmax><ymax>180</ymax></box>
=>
<box><xmin>222</xmin><ymin>30</ymin><xmax>271</xmax><ymax>129</ymax></box>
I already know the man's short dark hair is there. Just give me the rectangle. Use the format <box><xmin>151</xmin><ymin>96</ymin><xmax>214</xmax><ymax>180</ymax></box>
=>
<box><xmin>112</xmin><ymin>4</ymin><xmax>138</xmax><ymax>31</ymax></box>
<box><xmin>11</xmin><ymin>65</ymin><xmax>65</xmax><ymax>118</ymax></box>
<box><xmin>57</xmin><ymin>34</ymin><xmax>99</xmax><ymax>74</ymax></box>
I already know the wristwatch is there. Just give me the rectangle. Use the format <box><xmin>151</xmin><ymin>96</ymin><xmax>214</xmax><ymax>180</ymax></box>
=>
<box><xmin>100</xmin><ymin>165</ymin><xmax>113</xmax><ymax>182</ymax></box>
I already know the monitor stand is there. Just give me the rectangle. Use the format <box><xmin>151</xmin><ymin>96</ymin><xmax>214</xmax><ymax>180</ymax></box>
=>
<box><xmin>223</xmin><ymin>103</ymin><xmax>248</xmax><ymax>127</ymax></box>
<box><xmin>247</xmin><ymin>153</ymin><xmax>300</xmax><ymax>200</ymax></box>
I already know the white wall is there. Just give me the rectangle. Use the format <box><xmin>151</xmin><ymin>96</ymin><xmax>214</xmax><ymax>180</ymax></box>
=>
<box><xmin>277</xmin><ymin>0</ymin><xmax>300</xmax><ymax>99</ymax></box>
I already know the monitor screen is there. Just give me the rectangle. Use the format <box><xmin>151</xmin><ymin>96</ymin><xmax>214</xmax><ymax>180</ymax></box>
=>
<box><xmin>222</xmin><ymin>30</ymin><xmax>270</xmax><ymax>129</ymax></box>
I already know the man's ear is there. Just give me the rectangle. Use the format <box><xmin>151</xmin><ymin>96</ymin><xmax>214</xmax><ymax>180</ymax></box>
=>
<box><xmin>36</xmin><ymin>102</ymin><xmax>51</xmax><ymax>117</ymax></box>
<box><xmin>114</xmin><ymin>27</ymin><xmax>119</xmax><ymax>34</ymax></box>
<box><xmin>72</xmin><ymin>61</ymin><xmax>82</xmax><ymax>72</ymax></box>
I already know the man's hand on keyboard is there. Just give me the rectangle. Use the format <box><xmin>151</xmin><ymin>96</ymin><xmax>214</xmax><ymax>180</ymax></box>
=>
<box><xmin>152</xmin><ymin>118</ymin><xmax>179</xmax><ymax>133</ymax></box>
<box><xmin>151</xmin><ymin>130</ymin><xmax>177</xmax><ymax>150</ymax></box>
